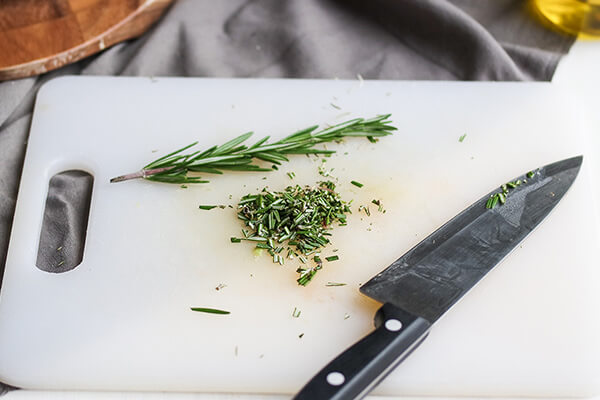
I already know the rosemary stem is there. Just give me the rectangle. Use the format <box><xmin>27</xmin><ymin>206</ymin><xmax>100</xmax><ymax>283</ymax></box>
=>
<box><xmin>110</xmin><ymin>166</ymin><xmax>174</xmax><ymax>183</ymax></box>
<box><xmin>109</xmin><ymin>115</ymin><xmax>396</xmax><ymax>185</ymax></box>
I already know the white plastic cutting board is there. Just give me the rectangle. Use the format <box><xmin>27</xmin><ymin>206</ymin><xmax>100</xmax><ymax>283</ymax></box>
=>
<box><xmin>1</xmin><ymin>77</ymin><xmax>599</xmax><ymax>397</ymax></box>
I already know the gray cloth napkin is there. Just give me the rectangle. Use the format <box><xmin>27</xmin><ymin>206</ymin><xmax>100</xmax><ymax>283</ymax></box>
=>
<box><xmin>0</xmin><ymin>0</ymin><xmax>574</xmax><ymax>392</ymax></box>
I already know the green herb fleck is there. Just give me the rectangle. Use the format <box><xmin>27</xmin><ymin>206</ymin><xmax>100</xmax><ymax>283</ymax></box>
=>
<box><xmin>498</xmin><ymin>192</ymin><xmax>506</xmax><ymax>204</ymax></box>
<box><xmin>486</xmin><ymin>169</ymin><xmax>539</xmax><ymax>209</ymax></box>
<box><xmin>318</xmin><ymin>165</ymin><xmax>335</xmax><ymax>178</ymax></box>
<box><xmin>287</xmin><ymin>172</ymin><xmax>296</xmax><ymax>179</ymax></box>
<box><xmin>359</xmin><ymin>205</ymin><xmax>371</xmax><ymax>216</ymax></box>
<box><xmin>459</xmin><ymin>133</ymin><xmax>467</xmax><ymax>142</ymax></box>
<box><xmin>199</xmin><ymin>205</ymin><xmax>217</xmax><ymax>210</ymax></box>
<box><xmin>371</xmin><ymin>199</ymin><xmax>385</xmax><ymax>212</ymax></box>
<box><xmin>326</xmin><ymin>281</ymin><xmax>346</xmax><ymax>286</ymax></box>
<box><xmin>190</xmin><ymin>307</ymin><xmax>230</xmax><ymax>315</ymax></box>
<box><xmin>351</xmin><ymin>180</ymin><xmax>364</xmax><ymax>188</ymax></box>
<box><xmin>297</xmin><ymin>265</ymin><xmax>321</xmax><ymax>286</ymax></box>
<box><xmin>326</xmin><ymin>255</ymin><xmax>339</xmax><ymax>262</ymax></box>
<box><xmin>292</xmin><ymin>307</ymin><xmax>301</xmax><ymax>318</ymax></box>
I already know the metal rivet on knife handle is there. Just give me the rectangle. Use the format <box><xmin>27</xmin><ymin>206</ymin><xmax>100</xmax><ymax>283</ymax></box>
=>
<box><xmin>326</xmin><ymin>372</ymin><xmax>345</xmax><ymax>386</ymax></box>
<box><xmin>384</xmin><ymin>319</ymin><xmax>403</xmax><ymax>332</ymax></box>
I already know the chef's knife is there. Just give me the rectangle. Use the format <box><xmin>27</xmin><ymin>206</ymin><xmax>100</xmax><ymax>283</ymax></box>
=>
<box><xmin>294</xmin><ymin>155</ymin><xmax>583</xmax><ymax>400</ymax></box>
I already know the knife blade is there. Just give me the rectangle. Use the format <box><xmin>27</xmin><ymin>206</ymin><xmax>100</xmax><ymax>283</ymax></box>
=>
<box><xmin>294</xmin><ymin>155</ymin><xmax>583</xmax><ymax>400</ymax></box>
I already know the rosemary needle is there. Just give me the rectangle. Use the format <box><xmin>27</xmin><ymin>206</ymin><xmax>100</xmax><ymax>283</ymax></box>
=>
<box><xmin>110</xmin><ymin>115</ymin><xmax>396</xmax><ymax>184</ymax></box>
<box><xmin>190</xmin><ymin>307</ymin><xmax>230</xmax><ymax>315</ymax></box>
<box><xmin>351</xmin><ymin>180</ymin><xmax>364</xmax><ymax>188</ymax></box>
<box><xmin>199</xmin><ymin>205</ymin><xmax>218</xmax><ymax>210</ymax></box>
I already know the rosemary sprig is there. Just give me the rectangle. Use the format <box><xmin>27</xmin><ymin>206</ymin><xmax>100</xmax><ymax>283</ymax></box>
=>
<box><xmin>110</xmin><ymin>115</ymin><xmax>396</xmax><ymax>184</ymax></box>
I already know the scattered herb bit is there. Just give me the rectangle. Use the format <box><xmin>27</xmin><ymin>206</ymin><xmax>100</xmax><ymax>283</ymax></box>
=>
<box><xmin>287</xmin><ymin>172</ymin><xmax>296</xmax><ymax>179</ymax></box>
<box><xmin>233</xmin><ymin>181</ymin><xmax>350</xmax><ymax>285</ymax></box>
<box><xmin>357</xmin><ymin>73</ymin><xmax>364</xmax><ymax>85</ymax></box>
<box><xmin>367</xmin><ymin>136</ymin><xmax>378</xmax><ymax>143</ymax></box>
<box><xmin>297</xmin><ymin>265</ymin><xmax>321</xmax><ymax>286</ymax></box>
<box><xmin>459</xmin><ymin>133</ymin><xmax>467</xmax><ymax>142</ymax></box>
<box><xmin>326</xmin><ymin>282</ymin><xmax>346</xmax><ymax>286</ymax></box>
<box><xmin>57</xmin><ymin>260</ymin><xmax>64</xmax><ymax>266</ymax></box>
<box><xmin>351</xmin><ymin>180</ymin><xmax>364</xmax><ymax>188</ymax></box>
<box><xmin>110</xmin><ymin>115</ymin><xmax>397</xmax><ymax>184</ymax></box>
<box><xmin>299</xmin><ymin>333</ymin><xmax>305</xmax><ymax>338</ymax></box>
<box><xmin>330</xmin><ymin>103</ymin><xmax>341</xmax><ymax>110</ymax></box>
<box><xmin>180</xmin><ymin>184</ymin><xmax>188</xmax><ymax>189</ymax></box>
<box><xmin>199</xmin><ymin>205</ymin><xmax>218</xmax><ymax>210</ymax></box>
<box><xmin>486</xmin><ymin>170</ymin><xmax>538</xmax><ymax>209</ymax></box>
<box><xmin>498</xmin><ymin>193</ymin><xmax>506</xmax><ymax>204</ymax></box>
<box><xmin>358</xmin><ymin>205</ymin><xmax>371</xmax><ymax>216</ymax></box>
<box><xmin>318</xmin><ymin>165</ymin><xmax>335</xmax><ymax>178</ymax></box>
<box><xmin>215</xmin><ymin>283</ymin><xmax>227</xmax><ymax>291</ymax></box>
<box><xmin>230</xmin><ymin>237</ymin><xmax>242</xmax><ymax>243</ymax></box>
<box><xmin>56</xmin><ymin>246</ymin><xmax>62</xmax><ymax>251</ymax></box>
<box><xmin>344</xmin><ymin>313</ymin><xmax>350</xmax><ymax>320</ymax></box>
<box><xmin>371</xmin><ymin>199</ymin><xmax>385</xmax><ymax>212</ymax></box>
<box><xmin>292</xmin><ymin>307</ymin><xmax>301</xmax><ymax>318</ymax></box>
<box><xmin>325</xmin><ymin>255</ymin><xmax>339</xmax><ymax>262</ymax></box>
<box><xmin>486</xmin><ymin>194</ymin><xmax>499</xmax><ymax>209</ymax></box>
<box><xmin>190</xmin><ymin>307</ymin><xmax>230</xmax><ymax>315</ymax></box>
<box><xmin>272</xmin><ymin>165</ymin><xmax>279</xmax><ymax>170</ymax></box>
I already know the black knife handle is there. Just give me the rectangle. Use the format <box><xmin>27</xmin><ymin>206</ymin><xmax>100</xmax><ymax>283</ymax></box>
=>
<box><xmin>293</xmin><ymin>303</ymin><xmax>431</xmax><ymax>400</ymax></box>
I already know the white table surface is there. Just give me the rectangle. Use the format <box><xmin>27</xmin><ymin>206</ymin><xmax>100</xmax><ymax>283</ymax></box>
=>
<box><xmin>4</xmin><ymin>39</ymin><xmax>600</xmax><ymax>400</ymax></box>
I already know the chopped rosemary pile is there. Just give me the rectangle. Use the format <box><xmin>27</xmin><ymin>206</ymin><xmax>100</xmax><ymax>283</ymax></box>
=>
<box><xmin>231</xmin><ymin>181</ymin><xmax>350</xmax><ymax>285</ymax></box>
<box><xmin>110</xmin><ymin>115</ymin><xmax>396</xmax><ymax>184</ymax></box>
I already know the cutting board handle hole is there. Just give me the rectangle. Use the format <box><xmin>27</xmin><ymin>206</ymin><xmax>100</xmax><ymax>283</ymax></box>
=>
<box><xmin>35</xmin><ymin>170</ymin><xmax>94</xmax><ymax>273</ymax></box>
